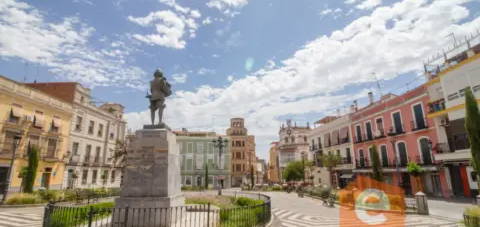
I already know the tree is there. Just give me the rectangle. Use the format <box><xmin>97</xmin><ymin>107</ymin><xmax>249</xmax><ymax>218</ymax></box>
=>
<box><xmin>282</xmin><ymin>161</ymin><xmax>305</xmax><ymax>182</ymax></box>
<box><xmin>369</xmin><ymin>145</ymin><xmax>384</xmax><ymax>182</ymax></box>
<box><xmin>407</xmin><ymin>162</ymin><xmax>424</xmax><ymax>193</ymax></box>
<box><xmin>250</xmin><ymin>165</ymin><xmax>255</xmax><ymax>189</ymax></box>
<box><xmin>465</xmin><ymin>88</ymin><xmax>480</xmax><ymax>191</ymax></box>
<box><xmin>321</xmin><ymin>153</ymin><xmax>342</xmax><ymax>187</ymax></box>
<box><xmin>204</xmin><ymin>163</ymin><xmax>209</xmax><ymax>190</ymax></box>
<box><xmin>23</xmin><ymin>145</ymin><xmax>39</xmax><ymax>193</ymax></box>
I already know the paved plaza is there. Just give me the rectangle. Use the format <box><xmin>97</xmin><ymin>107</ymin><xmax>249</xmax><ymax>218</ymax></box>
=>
<box><xmin>264</xmin><ymin>192</ymin><xmax>462</xmax><ymax>227</ymax></box>
<box><xmin>0</xmin><ymin>207</ymin><xmax>44</xmax><ymax>227</ymax></box>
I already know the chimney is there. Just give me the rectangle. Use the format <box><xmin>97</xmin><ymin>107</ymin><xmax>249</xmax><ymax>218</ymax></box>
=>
<box><xmin>368</xmin><ymin>91</ymin><xmax>374</xmax><ymax>104</ymax></box>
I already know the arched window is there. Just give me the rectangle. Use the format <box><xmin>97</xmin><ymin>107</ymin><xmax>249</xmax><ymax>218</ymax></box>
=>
<box><xmin>396</xmin><ymin>142</ymin><xmax>408</xmax><ymax>166</ymax></box>
<box><xmin>419</xmin><ymin>138</ymin><xmax>432</xmax><ymax>165</ymax></box>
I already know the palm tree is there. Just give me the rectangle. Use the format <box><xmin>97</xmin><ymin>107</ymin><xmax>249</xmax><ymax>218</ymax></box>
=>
<box><xmin>321</xmin><ymin>153</ymin><xmax>342</xmax><ymax>188</ymax></box>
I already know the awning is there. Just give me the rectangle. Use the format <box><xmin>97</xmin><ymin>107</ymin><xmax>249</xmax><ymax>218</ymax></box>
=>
<box><xmin>340</xmin><ymin>173</ymin><xmax>353</xmax><ymax>179</ymax></box>
<box><xmin>11</xmin><ymin>106</ymin><xmax>22</xmax><ymax>118</ymax></box>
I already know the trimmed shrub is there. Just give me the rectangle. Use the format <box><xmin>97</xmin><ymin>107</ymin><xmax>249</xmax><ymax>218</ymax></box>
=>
<box><xmin>36</xmin><ymin>189</ymin><xmax>64</xmax><ymax>202</ymax></box>
<box><xmin>6</xmin><ymin>193</ymin><xmax>44</xmax><ymax>205</ymax></box>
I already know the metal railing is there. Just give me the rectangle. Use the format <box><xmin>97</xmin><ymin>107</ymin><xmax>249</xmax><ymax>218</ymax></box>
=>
<box><xmin>43</xmin><ymin>192</ymin><xmax>271</xmax><ymax>227</ymax></box>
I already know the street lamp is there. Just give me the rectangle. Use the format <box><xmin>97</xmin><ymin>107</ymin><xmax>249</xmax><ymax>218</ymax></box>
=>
<box><xmin>1</xmin><ymin>134</ymin><xmax>22</xmax><ymax>204</ymax></box>
<box><xmin>212</xmin><ymin>136</ymin><xmax>228</xmax><ymax>195</ymax></box>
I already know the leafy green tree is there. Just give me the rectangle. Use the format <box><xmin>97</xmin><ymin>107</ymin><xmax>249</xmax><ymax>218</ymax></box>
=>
<box><xmin>321</xmin><ymin>153</ymin><xmax>342</xmax><ymax>187</ymax></box>
<box><xmin>369</xmin><ymin>145</ymin><xmax>384</xmax><ymax>182</ymax></box>
<box><xmin>23</xmin><ymin>145</ymin><xmax>39</xmax><ymax>193</ymax></box>
<box><xmin>282</xmin><ymin>161</ymin><xmax>305</xmax><ymax>182</ymax></box>
<box><xmin>465</xmin><ymin>88</ymin><xmax>480</xmax><ymax>191</ymax></box>
<box><xmin>407</xmin><ymin>162</ymin><xmax>424</xmax><ymax>193</ymax></box>
<box><xmin>204</xmin><ymin>163</ymin><xmax>209</xmax><ymax>190</ymax></box>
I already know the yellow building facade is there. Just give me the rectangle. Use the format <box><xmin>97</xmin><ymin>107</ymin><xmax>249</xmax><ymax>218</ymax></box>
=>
<box><xmin>0</xmin><ymin>76</ymin><xmax>73</xmax><ymax>195</ymax></box>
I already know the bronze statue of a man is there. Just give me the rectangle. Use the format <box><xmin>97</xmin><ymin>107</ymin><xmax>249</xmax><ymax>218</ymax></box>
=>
<box><xmin>147</xmin><ymin>70</ymin><xmax>172</xmax><ymax>125</ymax></box>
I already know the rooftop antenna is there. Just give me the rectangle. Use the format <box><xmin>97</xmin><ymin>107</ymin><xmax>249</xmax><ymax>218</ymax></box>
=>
<box><xmin>372</xmin><ymin>72</ymin><xmax>383</xmax><ymax>98</ymax></box>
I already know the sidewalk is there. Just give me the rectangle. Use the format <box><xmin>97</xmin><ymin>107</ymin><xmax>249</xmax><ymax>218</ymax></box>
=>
<box><xmin>428</xmin><ymin>198</ymin><xmax>474</xmax><ymax>221</ymax></box>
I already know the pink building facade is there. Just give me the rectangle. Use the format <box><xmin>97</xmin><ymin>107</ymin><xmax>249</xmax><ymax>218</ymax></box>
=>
<box><xmin>351</xmin><ymin>86</ymin><xmax>449</xmax><ymax>198</ymax></box>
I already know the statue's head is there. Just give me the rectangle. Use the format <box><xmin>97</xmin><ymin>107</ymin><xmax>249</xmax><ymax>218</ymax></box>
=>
<box><xmin>154</xmin><ymin>69</ymin><xmax>163</xmax><ymax>78</ymax></box>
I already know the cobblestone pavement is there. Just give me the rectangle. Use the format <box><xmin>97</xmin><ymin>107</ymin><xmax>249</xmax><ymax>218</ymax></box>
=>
<box><xmin>0</xmin><ymin>207</ymin><xmax>44</xmax><ymax>227</ymax></box>
<box><xmin>264</xmin><ymin>192</ymin><xmax>461</xmax><ymax>227</ymax></box>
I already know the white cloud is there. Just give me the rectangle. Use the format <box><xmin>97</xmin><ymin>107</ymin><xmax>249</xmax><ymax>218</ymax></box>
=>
<box><xmin>0</xmin><ymin>0</ymin><xmax>145</xmax><ymax>88</ymax></box>
<box><xmin>319</xmin><ymin>8</ymin><xmax>343</xmax><ymax>18</ymax></box>
<box><xmin>356</xmin><ymin>0</ymin><xmax>382</xmax><ymax>10</ymax></box>
<box><xmin>197</xmin><ymin>67</ymin><xmax>215</xmax><ymax>75</ymax></box>
<box><xmin>172</xmin><ymin>73</ymin><xmax>187</xmax><ymax>83</ymax></box>
<box><xmin>345</xmin><ymin>0</ymin><xmax>358</xmax><ymax>4</ymax></box>
<box><xmin>207</xmin><ymin>0</ymin><xmax>248</xmax><ymax>16</ymax></box>
<box><xmin>227</xmin><ymin>75</ymin><xmax>234</xmax><ymax>81</ymax></box>
<box><xmin>126</xmin><ymin>0</ymin><xmax>479</xmax><ymax>159</ymax></box>
<box><xmin>202</xmin><ymin>17</ymin><xmax>213</xmax><ymax>25</ymax></box>
<box><xmin>128</xmin><ymin>0</ymin><xmax>201</xmax><ymax>49</ymax></box>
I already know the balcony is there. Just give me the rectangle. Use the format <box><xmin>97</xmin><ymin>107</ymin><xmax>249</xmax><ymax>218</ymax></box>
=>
<box><xmin>449</xmin><ymin>134</ymin><xmax>470</xmax><ymax>151</ymax></box>
<box><xmin>411</xmin><ymin>120</ymin><xmax>429</xmax><ymax>131</ymax></box>
<box><xmin>355</xmin><ymin>159</ymin><xmax>370</xmax><ymax>169</ymax></box>
<box><xmin>340</xmin><ymin>137</ymin><xmax>350</xmax><ymax>144</ymax></box>
<box><xmin>433</xmin><ymin>142</ymin><xmax>450</xmax><ymax>153</ymax></box>
<box><xmin>387</xmin><ymin>125</ymin><xmax>405</xmax><ymax>136</ymax></box>
<box><xmin>374</xmin><ymin>129</ymin><xmax>386</xmax><ymax>139</ymax></box>
<box><xmin>42</xmin><ymin>151</ymin><xmax>60</xmax><ymax>162</ymax></box>
<box><xmin>428</xmin><ymin>99</ymin><xmax>446</xmax><ymax>114</ymax></box>
<box><xmin>69</xmin><ymin>154</ymin><xmax>81</xmax><ymax>165</ymax></box>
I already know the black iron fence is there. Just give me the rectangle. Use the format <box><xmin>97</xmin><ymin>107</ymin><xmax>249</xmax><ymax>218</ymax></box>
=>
<box><xmin>43</xmin><ymin>192</ymin><xmax>271</xmax><ymax>227</ymax></box>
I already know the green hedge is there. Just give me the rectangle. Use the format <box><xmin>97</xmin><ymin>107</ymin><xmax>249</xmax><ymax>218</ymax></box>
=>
<box><xmin>6</xmin><ymin>193</ymin><xmax>44</xmax><ymax>205</ymax></box>
<box><xmin>48</xmin><ymin>202</ymin><xmax>115</xmax><ymax>227</ymax></box>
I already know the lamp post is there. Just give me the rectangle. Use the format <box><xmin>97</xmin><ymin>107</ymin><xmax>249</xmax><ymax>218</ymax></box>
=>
<box><xmin>1</xmin><ymin>134</ymin><xmax>22</xmax><ymax>204</ymax></box>
<box><xmin>212</xmin><ymin>136</ymin><xmax>228</xmax><ymax>195</ymax></box>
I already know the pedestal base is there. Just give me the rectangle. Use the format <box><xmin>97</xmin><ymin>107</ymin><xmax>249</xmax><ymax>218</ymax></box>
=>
<box><xmin>115</xmin><ymin>194</ymin><xmax>185</xmax><ymax>208</ymax></box>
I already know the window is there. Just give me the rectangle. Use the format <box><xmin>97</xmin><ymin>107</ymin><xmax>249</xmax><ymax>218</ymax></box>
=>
<box><xmin>95</xmin><ymin>146</ymin><xmax>101</xmax><ymax>163</ymax></box>
<box><xmin>92</xmin><ymin>170</ymin><xmax>97</xmax><ymax>184</ymax></box>
<box><xmin>419</xmin><ymin>138</ymin><xmax>432</xmax><ymax>165</ymax></box>
<box><xmin>85</xmin><ymin>145</ymin><xmax>92</xmax><ymax>162</ymax></box>
<box><xmin>359</xmin><ymin>150</ymin><xmax>365</xmax><ymax>167</ymax></box>
<box><xmin>185</xmin><ymin>176</ymin><xmax>192</xmax><ymax>185</ymax></box>
<box><xmin>8</xmin><ymin>106</ymin><xmax>21</xmax><ymax>123</ymax></box>
<box><xmin>355</xmin><ymin>125</ymin><xmax>362</xmax><ymax>142</ymax></box>
<box><xmin>304</xmin><ymin>136</ymin><xmax>307</xmax><ymax>142</ymax></box>
<box><xmin>82</xmin><ymin>170</ymin><xmax>88</xmax><ymax>185</ymax></box>
<box><xmin>392</xmin><ymin>112</ymin><xmax>403</xmax><ymax>133</ymax></box>
<box><xmin>50</xmin><ymin>119</ymin><xmax>59</xmax><ymax>133</ymax></box>
<box><xmin>111</xmin><ymin>170</ymin><xmax>116</xmax><ymax>183</ymax></box>
<box><xmin>110</xmin><ymin>133</ymin><xmax>114</xmax><ymax>140</ymax></box>
<box><xmin>396</xmin><ymin>142</ymin><xmax>408</xmax><ymax>166</ymax></box>
<box><xmin>196</xmin><ymin>155</ymin><xmax>204</xmax><ymax>169</ymax></box>
<box><xmin>412</xmin><ymin>104</ymin><xmax>426</xmax><ymax>130</ymax></box>
<box><xmin>187</xmin><ymin>159</ymin><xmax>193</xmax><ymax>170</ymax></box>
<box><xmin>380</xmin><ymin>145</ymin><xmax>388</xmax><ymax>167</ymax></box>
<box><xmin>365</xmin><ymin>122</ymin><xmax>373</xmax><ymax>140</ymax></box>
<box><xmin>88</xmin><ymin>121</ymin><xmax>95</xmax><ymax>134</ymax></box>
<box><xmin>236</xmin><ymin>164</ymin><xmax>242</xmax><ymax>172</ymax></box>
<box><xmin>33</xmin><ymin>111</ymin><xmax>44</xmax><ymax>128</ymax></box>
<box><xmin>98</xmin><ymin>124</ymin><xmax>104</xmax><ymax>137</ymax></box>
<box><xmin>72</xmin><ymin>142</ymin><xmax>79</xmax><ymax>155</ymax></box>
<box><xmin>285</xmin><ymin>137</ymin><xmax>288</xmax><ymax>143</ymax></box>
<box><xmin>102</xmin><ymin>170</ymin><xmax>109</xmax><ymax>184</ymax></box>
<box><xmin>75</xmin><ymin>116</ymin><xmax>83</xmax><ymax>131</ymax></box>
<box><xmin>375</xmin><ymin>118</ymin><xmax>384</xmax><ymax>136</ymax></box>
<box><xmin>346</xmin><ymin>148</ymin><xmax>351</xmax><ymax>163</ymax></box>
<box><xmin>47</xmin><ymin>139</ymin><xmax>57</xmax><ymax>158</ymax></box>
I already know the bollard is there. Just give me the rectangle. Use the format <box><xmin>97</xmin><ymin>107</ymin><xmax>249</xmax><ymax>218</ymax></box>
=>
<box><xmin>415</xmin><ymin>191</ymin><xmax>429</xmax><ymax>215</ymax></box>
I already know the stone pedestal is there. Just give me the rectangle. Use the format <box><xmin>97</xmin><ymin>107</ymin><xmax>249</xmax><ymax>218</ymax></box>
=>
<box><xmin>115</xmin><ymin>127</ymin><xmax>184</xmax><ymax>226</ymax></box>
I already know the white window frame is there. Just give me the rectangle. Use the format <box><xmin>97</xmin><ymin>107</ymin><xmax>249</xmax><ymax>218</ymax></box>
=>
<box><xmin>416</xmin><ymin>136</ymin><xmax>432</xmax><ymax>164</ymax></box>
<box><xmin>395</xmin><ymin>140</ymin><xmax>409</xmax><ymax>164</ymax></box>
<box><xmin>390</xmin><ymin>110</ymin><xmax>403</xmax><ymax>133</ymax></box>
<box><xmin>364</xmin><ymin>120</ymin><xmax>373</xmax><ymax>140</ymax></box>
<box><xmin>410</xmin><ymin>101</ymin><xmax>426</xmax><ymax>130</ymax></box>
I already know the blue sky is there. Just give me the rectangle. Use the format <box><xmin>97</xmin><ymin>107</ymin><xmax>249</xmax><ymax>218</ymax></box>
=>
<box><xmin>1</xmin><ymin>0</ymin><xmax>480</xmax><ymax>159</ymax></box>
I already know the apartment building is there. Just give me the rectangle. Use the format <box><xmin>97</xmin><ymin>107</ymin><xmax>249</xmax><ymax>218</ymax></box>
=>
<box><xmin>308</xmin><ymin>114</ymin><xmax>354</xmax><ymax>188</ymax></box>
<box><xmin>424</xmin><ymin>33</ymin><xmax>480</xmax><ymax>198</ymax></box>
<box><xmin>226</xmin><ymin>118</ymin><xmax>256</xmax><ymax>187</ymax></box>
<box><xmin>351</xmin><ymin>88</ymin><xmax>444</xmax><ymax>197</ymax></box>
<box><xmin>25</xmin><ymin>82</ymin><xmax>126</xmax><ymax>189</ymax></box>
<box><xmin>0</xmin><ymin>76</ymin><xmax>73</xmax><ymax>194</ymax></box>
<box><xmin>277</xmin><ymin>120</ymin><xmax>311</xmax><ymax>181</ymax></box>
<box><xmin>175</xmin><ymin>129</ymin><xmax>231</xmax><ymax>188</ymax></box>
